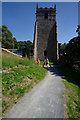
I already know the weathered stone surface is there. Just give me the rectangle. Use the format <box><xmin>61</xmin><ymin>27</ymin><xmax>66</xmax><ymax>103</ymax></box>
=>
<box><xmin>34</xmin><ymin>4</ymin><xmax>59</xmax><ymax>62</ymax></box>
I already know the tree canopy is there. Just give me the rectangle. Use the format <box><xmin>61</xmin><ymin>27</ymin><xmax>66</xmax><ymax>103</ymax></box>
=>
<box><xmin>76</xmin><ymin>25</ymin><xmax>80</xmax><ymax>36</ymax></box>
<box><xmin>60</xmin><ymin>36</ymin><xmax>80</xmax><ymax>67</ymax></box>
<box><xmin>18</xmin><ymin>40</ymin><xmax>33</xmax><ymax>57</ymax></box>
<box><xmin>13</xmin><ymin>37</ymin><xmax>19</xmax><ymax>49</ymax></box>
<box><xmin>2</xmin><ymin>25</ymin><xmax>14</xmax><ymax>49</ymax></box>
<box><xmin>1</xmin><ymin>25</ymin><xmax>33</xmax><ymax>57</ymax></box>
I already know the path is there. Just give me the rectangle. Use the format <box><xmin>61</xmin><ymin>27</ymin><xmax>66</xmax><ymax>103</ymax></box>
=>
<box><xmin>4</xmin><ymin>65</ymin><xmax>64</xmax><ymax>118</ymax></box>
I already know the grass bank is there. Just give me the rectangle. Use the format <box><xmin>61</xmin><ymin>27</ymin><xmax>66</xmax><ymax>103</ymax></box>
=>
<box><xmin>2</xmin><ymin>51</ymin><xmax>47</xmax><ymax>116</ymax></box>
<box><xmin>2</xmin><ymin>51</ymin><xmax>33</xmax><ymax>69</ymax></box>
<box><xmin>59</xmin><ymin>65</ymin><xmax>80</xmax><ymax>119</ymax></box>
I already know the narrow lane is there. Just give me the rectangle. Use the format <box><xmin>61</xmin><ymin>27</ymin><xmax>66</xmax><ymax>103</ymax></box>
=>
<box><xmin>5</xmin><ymin>66</ymin><xmax>64</xmax><ymax>118</ymax></box>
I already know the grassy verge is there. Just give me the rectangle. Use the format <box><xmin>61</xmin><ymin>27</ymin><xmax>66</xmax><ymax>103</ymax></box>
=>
<box><xmin>59</xmin><ymin>65</ymin><xmax>80</xmax><ymax>119</ymax></box>
<box><xmin>40</xmin><ymin>61</ymin><xmax>44</xmax><ymax>66</ymax></box>
<box><xmin>2</xmin><ymin>51</ymin><xmax>47</xmax><ymax>116</ymax></box>
<box><xmin>0</xmin><ymin>73</ymin><xmax>2</xmax><ymax>119</ymax></box>
<box><xmin>49</xmin><ymin>62</ymin><xmax>54</xmax><ymax>65</ymax></box>
<box><xmin>2</xmin><ymin>52</ymin><xmax>35</xmax><ymax>69</ymax></box>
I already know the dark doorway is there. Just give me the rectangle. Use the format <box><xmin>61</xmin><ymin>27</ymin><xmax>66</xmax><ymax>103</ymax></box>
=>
<box><xmin>44</xmin><ymin>50</ymin><xmax>47</xmax><ymax>58</ymax></box>
<box><xmin>45</xmin><ymin>13</ymin><xmax>48</xmax><ymax>19</ymax></box>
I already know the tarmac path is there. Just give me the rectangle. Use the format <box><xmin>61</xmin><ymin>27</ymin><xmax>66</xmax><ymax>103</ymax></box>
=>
<box><xmin>5</xmin><ymin>65</ymin><xmax>64</xmax><ymax>118</ymax></box>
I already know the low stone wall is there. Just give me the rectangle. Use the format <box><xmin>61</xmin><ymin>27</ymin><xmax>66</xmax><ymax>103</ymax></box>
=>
<box><xmin>2</xmin><ymin>48</ymin><xmax>22</xmax><ymax>58</ymax></box>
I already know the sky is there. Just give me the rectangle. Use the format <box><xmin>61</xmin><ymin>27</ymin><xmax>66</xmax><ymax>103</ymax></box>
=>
<box><xmin>2</xmin><ymin>2</ymin><xmax>78</xmax><ymax>44</ymax></box>
<box><xmin>78</xmin><ymin>2</ymin><xmax>80</xmax><ymax>25</ymax></box>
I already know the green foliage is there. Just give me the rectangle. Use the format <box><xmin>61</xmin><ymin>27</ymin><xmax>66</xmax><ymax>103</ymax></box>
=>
<box><xmin>2</xmin><ymin>25</ymin><xmax>14</xmax><ymax>49</ymax></box>
<box><xmin>60</xmin><ymin>43</ymin><xmax>67</xmax><ymax>54</ymax></box>
<box><xmin>63</xmin><ymin>80</ymin><xmax>80</xmax><ymax>118</ymax></box>
<box><xmin>1</xmin><ymin>25</ymin><xmax>33</xmax><ymax>58</ymax></box>
<box><xmin>0</xmin><ymin>26</ymin><xmax>2</xmax><ymax>42</ymax></box>
<box><xmin>76</xmin><ymin>25</ymin><xmax>80</xmax><ymax>35</ymax></box>
<box><xmin>2</xmin><ymin>51</ymin><xmax>47</xmax><ymax>114</ymax></box>
<box><xmin>60</xmin><ymin>36</ymin><xmax>80</xmax><ymax>66</ymax></box>
<box><xmin>13</xmin><ymin>37</ymin><xmax>19</xmax><ymax>49</ymax></box>
<box><xmin>49</xmin><ymin>62</ymin><xmax>54</xmax><ymax>65</ymax></box>
<box><xmin>59</xmin><ymin>65</ymin><xmax>79</xmax><ymax>86</ymax></box>
<box><xmin>18</xmin><ymin>40</ymin><xmax>33</xmax><ymax>57</ymax></box>
<box><xmin>2</xmin><ymin>51</ymin><xmax>35</xmax><ymax>69</ymax></box>
<box><xmin>59</xmin><ymin>66</ymin><xmax>80</xmax><ymax>118</ymax></box>
<box><xmin>2</xmin><ymin>51</ymin><xmax>22</xmax><ymax>69</ymax></box>
<box><xmin>27</xmin><ymin>74</ymin><xmax>33</xmax><ymax>79</ymax></box>
<box><xmin>2</xmin><ymin>100</ymin><xmax>9</xmax><ymax>113</ymax></box>
<box><xmin>40</xmin><ymin>61</ymin><xmax>44</xmax><ymax>65</ymax></box>
<box><xmin>66</xmin><ymin>36</ymin><xmax>80</xmax><ymax>65</ymax></box>
<box><xmin>18</xmin><ymin>41</ymin><xmax>25</xmax><ymax>50</ymax></box>
<box><xmin>18</xmin><ymin>40</ymin><xmax>33</xmax><ymax>50</ymax></box>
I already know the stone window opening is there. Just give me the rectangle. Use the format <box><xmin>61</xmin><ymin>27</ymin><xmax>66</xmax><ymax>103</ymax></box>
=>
<box><xmin>45</xmin><ymin>13</ymin><xmax>48</xmax><ymax>19</ymax></box>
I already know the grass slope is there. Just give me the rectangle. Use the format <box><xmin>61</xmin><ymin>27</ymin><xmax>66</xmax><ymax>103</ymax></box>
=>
<box><xmin>59</xmin><ymin>66</ymin><xmax>80</xmax><ymax>119</ymax></box>
<box><xmin>2</xmin><ymin>51</ymin><xmax>47</xmax><ymax>115</ymax></box>
<box><xmin>2</xmin><ymin>52</ymin><xmax>33</xmax><ymax>69</ymax></box>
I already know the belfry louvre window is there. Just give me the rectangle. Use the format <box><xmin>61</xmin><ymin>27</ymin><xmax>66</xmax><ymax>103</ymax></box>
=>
<box><xmin>45</xmin><ymin>13</ymin><xmax>48</xmax><ymax>19</ymax></box>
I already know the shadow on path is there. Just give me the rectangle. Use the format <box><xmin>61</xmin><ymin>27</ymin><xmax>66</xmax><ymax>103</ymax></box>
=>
<box><xmin>44</xmin><ymin>65</ymin><xmax>80</xmax><ymax>87</ymax></box>
<box><xmin>43</xmin><ymin>65</ymin><xmax>62</xmax><ymax>76</ymax></box>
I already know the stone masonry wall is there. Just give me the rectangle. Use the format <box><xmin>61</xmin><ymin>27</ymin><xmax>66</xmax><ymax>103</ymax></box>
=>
<box><xmin>34</xmin><ymin>5</ymin><xmax>59</xmax><ymax>62</ymax></box>
<box><xmin>37</xmin><ymin>20</ymin><xmax>57</xmax><ymax>62</ymax></box>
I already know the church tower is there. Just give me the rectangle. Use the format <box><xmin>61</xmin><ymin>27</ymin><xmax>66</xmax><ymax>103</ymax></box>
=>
<box><xmin>33</xmin><ymin>4</ymin><xmax>59</xmax><ymax>62</ymax></box>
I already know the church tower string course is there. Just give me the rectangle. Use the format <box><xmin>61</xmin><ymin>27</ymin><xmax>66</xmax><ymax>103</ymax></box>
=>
<box><xmin>33</xmin><ymin>4</ymin><xmax>59</xmax><ymax>62</ymax></box>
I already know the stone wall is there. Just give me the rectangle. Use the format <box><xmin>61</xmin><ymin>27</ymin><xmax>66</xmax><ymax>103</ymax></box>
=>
<box><xmin>2</xmin><ymin>48</ymin><xmax>22</xmax><ymax>58</ymax></box>
<box><xmin>34</xmin><ymin>4</ymin><xmax>59</xmax><ymax>62</ymax></box>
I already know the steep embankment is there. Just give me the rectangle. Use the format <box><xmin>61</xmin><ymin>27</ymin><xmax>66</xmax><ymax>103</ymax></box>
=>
<box><xmin>2</xmin><ymin>50</ymin><xmax>47</xmax><ymax>116</ymax></box>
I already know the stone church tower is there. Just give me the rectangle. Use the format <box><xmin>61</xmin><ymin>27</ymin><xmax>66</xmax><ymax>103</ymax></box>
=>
<box><xmin>33</xmin><ymin>4</ymin><xmax>59</xmax><ymax>62</ymax></box>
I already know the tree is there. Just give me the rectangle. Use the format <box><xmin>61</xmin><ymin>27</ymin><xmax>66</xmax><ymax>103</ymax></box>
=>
<box><xmin>18</xmin><ymin>41</ymin><xmax>25</xmax><ymax>50</ymax></box>
<box><xmin>60</xmin><ymin>43</ymin><xmax>67</xmax><ymax>54</ymax></box>
<box><xmin>18</xmin><ymin>40</ymin><xmax>33</xmax><ymax>58</ymax></box>
<box><xmin>2</xmin><ymin>25</ymin><xmax>14</xmax><ymax>49</ymax></box>
<box><xmin>24</xmin><ymin>40</ymin><xmax>33</xmax><ymax>57</ymax></box>
<box><xmin>13</xmin><ymin>37</ymin><xmax>19</xmax><ymax>49</ymax></box>
<box><xmin>61</xmin><ymin>36</ymin><xmax>80</xmax><ymax>66</ymax></box>
<box><xmin>0</xmin><ymin>26</ymin><xmax>2</xmax><ymax>43</ymax></box>
<box><xmin>76</xmin><ymin>25</ymin><xmax>80</xmax><ymax>36</ymax></box>
<box><xmin>66</xmin><ymin>37</ymin><xmax>80</xmax><ymax>63</ymax></box>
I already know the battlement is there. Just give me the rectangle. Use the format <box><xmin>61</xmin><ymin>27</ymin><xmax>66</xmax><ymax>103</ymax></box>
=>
<box><xmin>34</xmin><ymin>4</ymin><xmax>59</xmax><ymax>62</ymax></box>
<box><xmin>36</xmin><ymin>4</ymin><xmax>56</xmax><ymax>21</ymax></box>
<box><xmin>36</xmin><ymin>3</ymin><xmax>56</xmax><ymax>10</ymax></box>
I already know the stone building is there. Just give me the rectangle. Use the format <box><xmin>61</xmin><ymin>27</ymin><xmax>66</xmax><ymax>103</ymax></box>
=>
<box><xmin>33</xmin><ymin>4</ymin><xmax>59</xmax><ymax>62</ymax></box>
